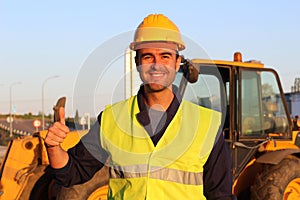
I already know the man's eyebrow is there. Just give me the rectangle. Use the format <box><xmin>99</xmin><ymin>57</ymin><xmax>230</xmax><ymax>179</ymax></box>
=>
<box><xmin>140</xmin><ymin>52</ymin><xmax>153</xmax><ymax>57</ymax></box>
<box><xmin>140</xmin><ymin>51</ymin><xmax>175</xmax><ymax>58</ymax></box>
<box><xmin>159</xmin><ymin>52</ymin><xmax>173</xmax><ymax>56</ymax></box>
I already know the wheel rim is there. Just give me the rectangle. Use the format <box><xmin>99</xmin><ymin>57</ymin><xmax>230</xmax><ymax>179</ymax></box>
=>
<box><xmin>284</xmin><ymin>178</ymin><xmax>300</xmax><ymax>200</ymax></box>
<box><xmin>87</xmin><ymin>185</ymin><xmax>108</xmax><ymax>200</ymax></box>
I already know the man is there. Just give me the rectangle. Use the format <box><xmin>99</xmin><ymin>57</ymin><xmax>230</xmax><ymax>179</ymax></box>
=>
<box><xmin>45</xmin><ymin>14</ymin><xmax>234</xmax><ymax>199</ymax></box>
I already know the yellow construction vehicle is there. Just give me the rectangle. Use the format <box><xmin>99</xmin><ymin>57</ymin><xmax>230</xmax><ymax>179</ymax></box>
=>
<box><xmin>185</xmin><ymin>52</ymin><xmax>300</xmax><ymax>200</ymax></box>
<box><xmin>0</xmin><ymin>98</ymin><xmax>108</xmax><ymax>200</ymax></box>
<box><xmin>0</xmin><ymin>52</ymin><xmax>299</xmax><ymax>199</ymax></box>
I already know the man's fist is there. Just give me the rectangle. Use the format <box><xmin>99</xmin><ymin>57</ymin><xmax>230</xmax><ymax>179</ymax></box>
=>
<box><xmin>45</xmin><ymin>107</ymin><xmax>69</xmax><ymax>148</ymax></box>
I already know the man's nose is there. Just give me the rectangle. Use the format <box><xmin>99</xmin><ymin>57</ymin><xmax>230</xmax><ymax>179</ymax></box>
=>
<box><xmin>150</xmin><ymin>58</ymin><xmax>164</xmax><ymax>69</ymax></box>
<box><xmin>152</xmin><ymin>56</ymin><xmax>164</xmax><ymax>65</ymax></box>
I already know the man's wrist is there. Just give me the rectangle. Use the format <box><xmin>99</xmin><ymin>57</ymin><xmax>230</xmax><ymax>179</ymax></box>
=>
<box><xmin>45</xmin><ymin>143</ymin><xmax>57</xmax><ymax>149</ymax></box>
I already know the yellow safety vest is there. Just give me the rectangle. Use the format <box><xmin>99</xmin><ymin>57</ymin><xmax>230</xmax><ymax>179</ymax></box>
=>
<box><xmin>100</xmin><ymin>96</ymin><xmax>221</xmax><ymax>200</ymax></box>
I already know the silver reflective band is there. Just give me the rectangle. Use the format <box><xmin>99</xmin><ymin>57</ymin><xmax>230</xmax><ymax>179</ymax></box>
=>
<box><xmin>110</xmin><ymin>165</ymin><xmax>148</xmax><ymax>178</ymax></box>
<box><xmin>110</xmin><ymin>166</ymin><xmax>203</xmax><ymax>185</ymax></box>
<box><xmin>150</xmin><ymin>167</ymin><xmax>203</xmax><ymax>185</ymax></box>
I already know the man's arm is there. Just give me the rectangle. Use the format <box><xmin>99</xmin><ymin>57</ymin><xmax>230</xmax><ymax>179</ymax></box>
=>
<box><xmin>46</xmin><ymin>110</ymin><xmax>108</xmax><ymax>187</ymax></box>
<box><xmin>52</xmin><ymin>139</ymin><xmax>106</xmax><ymax>187</ymax></box>
<box><xmin>203</xmin><ymin>134</ymin><xmax>235</xmax><ymax>200</ymax></box>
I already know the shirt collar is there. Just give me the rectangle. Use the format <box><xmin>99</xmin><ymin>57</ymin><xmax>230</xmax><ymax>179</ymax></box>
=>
<box><xmin>136</xmin><ymin>85</ymin><xmax>182</xmax><ymax>126</ymax></box>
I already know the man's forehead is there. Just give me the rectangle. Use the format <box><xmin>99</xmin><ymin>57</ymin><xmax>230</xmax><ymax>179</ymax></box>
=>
<box><xmin>138</xmin><ymin>47</ymin><xmax>177</xmax><ymax>54</ymax></box>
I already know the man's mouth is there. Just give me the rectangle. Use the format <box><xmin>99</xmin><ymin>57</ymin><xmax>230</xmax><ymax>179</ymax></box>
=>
<box><xmin>150</xmin><ymin>72</ymin><xmax>165</xmax><ymax>77</ymax></box>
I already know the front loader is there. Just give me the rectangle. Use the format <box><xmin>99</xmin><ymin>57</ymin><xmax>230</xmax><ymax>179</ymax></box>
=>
<box><xmin>183</xmin><ymin>52</ymin><xmax>300</xmax><ymax>199</ymax></box>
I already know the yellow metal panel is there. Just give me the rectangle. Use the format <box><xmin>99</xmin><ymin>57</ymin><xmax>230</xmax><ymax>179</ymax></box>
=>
<box><xmin>191</xmin><ymin>59</ymin><xmax>264</xmax><ymax>68</ymax></box>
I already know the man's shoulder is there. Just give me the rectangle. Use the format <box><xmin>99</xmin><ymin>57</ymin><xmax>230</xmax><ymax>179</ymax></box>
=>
<box><xmin>101</xmin><ymin>95</ymin><xmax>138</xmax><ymax>117</ymax></box>
<box><xmin>110</xmin><ymin>95</ymin><xmax>137</xmax><ymax>108</ymax></box>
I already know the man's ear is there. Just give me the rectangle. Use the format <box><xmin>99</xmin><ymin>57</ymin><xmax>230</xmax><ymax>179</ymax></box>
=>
<box><xmin>175</xmin><ymin>55</ymin><xmax>182</xmax><ymax>72</ymax></box>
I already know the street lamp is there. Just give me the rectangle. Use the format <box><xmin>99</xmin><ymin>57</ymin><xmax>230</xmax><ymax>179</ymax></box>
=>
<box><xmin>9</xmin><ymin>81</ymin><xmax>21</xmax><ymax>138</ymax></box>
<box><xmin>42</xmin><ymin>75</ymin><xmax>59</xmax><ymax>130</ymax></box>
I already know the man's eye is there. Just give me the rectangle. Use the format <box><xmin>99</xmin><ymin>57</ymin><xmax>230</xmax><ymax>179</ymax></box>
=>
<box><xmin>143</xmin><ymin>56</ymin><xmax>153</xmax><ymax>60</ymax></box>
<box><xmin>162</xmin><ymin>55</ymin><xmax>171</xmax><ymax>59</ymax></box>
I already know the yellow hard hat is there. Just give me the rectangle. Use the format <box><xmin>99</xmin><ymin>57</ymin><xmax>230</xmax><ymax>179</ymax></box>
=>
<box><xmin>130</xmin><ymin>14</ymin><xmax>185</xmax><ymax>51</ymax></box>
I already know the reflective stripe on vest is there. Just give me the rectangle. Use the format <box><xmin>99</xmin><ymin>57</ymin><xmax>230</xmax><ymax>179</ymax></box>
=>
<box><xmin>110</xmin><ymin>165</ymin><xmax>203</xmax><ymax>185</ymax></box>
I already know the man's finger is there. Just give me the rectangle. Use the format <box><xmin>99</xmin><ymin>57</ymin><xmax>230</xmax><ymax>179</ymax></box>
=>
<box><xmin>59</xmin><ymin>107</ymin><xmax>65</xmax><ymax>125</ymax></box>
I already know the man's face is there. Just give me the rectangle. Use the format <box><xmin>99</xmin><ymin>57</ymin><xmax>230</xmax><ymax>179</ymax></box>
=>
<box><xmin>135</xmin><ymin>48</ymin><xmax>181</xmax><ymax>92</ymax></box>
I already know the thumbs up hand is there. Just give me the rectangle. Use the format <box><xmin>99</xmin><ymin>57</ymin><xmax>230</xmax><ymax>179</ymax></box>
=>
<box><xmin>59</xmin><ymin>106</ymin><xmax>66</xmax><ymax>125</ymax></box>
<box><xmin>45</xmin><ymin>107</ymin><xmax>70</xmax><ymax>148</ymax></box>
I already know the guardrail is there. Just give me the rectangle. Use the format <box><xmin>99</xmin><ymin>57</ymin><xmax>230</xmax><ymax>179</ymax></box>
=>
<box><xmin>0</xmin><ymin>123</ymin><xmax>32</xmax><ymax>136</ymax></box>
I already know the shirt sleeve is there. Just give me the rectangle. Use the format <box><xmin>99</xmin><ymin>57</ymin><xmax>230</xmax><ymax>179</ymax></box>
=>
<box><xmin>52</xmin><ymin>114</ymin><xmax>109</xmax><ymax>187</ymax></box>
<box><xmin>203</xmin><ymin>133</ymin><xmax>235</xmax><ymax>200</ymax></box>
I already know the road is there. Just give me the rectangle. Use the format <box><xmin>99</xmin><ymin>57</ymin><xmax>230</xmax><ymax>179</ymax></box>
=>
<box><xmin>0</xmin><ymin>118</ymin><xmax>44</xmax><ymax>136</ymax></box>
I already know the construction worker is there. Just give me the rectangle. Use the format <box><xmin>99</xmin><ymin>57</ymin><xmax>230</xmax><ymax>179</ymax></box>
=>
<box><xmin>45</xmin><ymin>14</ymin><xmax>234</xmax><ymax>199</ymax></box>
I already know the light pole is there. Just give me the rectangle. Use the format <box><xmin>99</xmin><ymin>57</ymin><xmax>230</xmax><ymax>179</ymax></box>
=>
<box><xmin>42</xmin><ymin>75</ymin><xmax>59</xmax><ymax>130</ymax></box>
<box><xmin>85</xmin><ymin>113</ymin><xmax>91</xmax><ymax>130</ymax></box>
<box><xmin>9</xmin><ymin>81</ymin><xmax>21</xmax><ymax>138</ymax></box>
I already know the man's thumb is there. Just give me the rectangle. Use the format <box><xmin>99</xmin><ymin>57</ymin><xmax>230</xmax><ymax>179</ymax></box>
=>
<box><xmin>59</xmin><ymin>107</ymin><xmax>66</xmax><ymax>125</ymax></box>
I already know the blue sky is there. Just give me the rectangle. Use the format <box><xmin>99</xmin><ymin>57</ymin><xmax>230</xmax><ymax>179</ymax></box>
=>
<box><xmin>1</xmin><ymin>0</ymin><xmax>300</xmax><ymax>117</ymax></box>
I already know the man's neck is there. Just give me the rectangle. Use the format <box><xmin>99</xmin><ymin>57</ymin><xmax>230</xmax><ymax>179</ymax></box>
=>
<box><xmin>143</xmin><ymin>87</ymin><xmax>174</xmax><ymax>111</ymax></box>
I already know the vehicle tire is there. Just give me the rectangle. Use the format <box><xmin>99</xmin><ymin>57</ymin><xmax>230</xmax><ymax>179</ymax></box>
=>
<box><xmin>29</xmin><ymin>166</ymin><xmax>58</xmax><ymax>200</ymax></box>
<box><xmin>250</xmin><ymin>155</ymin><xmax>300</xmax><ymax>200</ymax></box>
